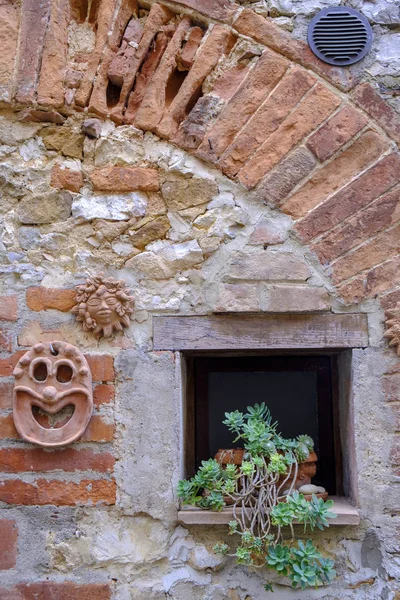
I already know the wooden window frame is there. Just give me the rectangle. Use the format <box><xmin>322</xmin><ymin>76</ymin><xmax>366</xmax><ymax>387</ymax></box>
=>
<box><xmin>153</xmin><ymin>313</ymin><xmax>368</xmax><ymax>507</ymax></box>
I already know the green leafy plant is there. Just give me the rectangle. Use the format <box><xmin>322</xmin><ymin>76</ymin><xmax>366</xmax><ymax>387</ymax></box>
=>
<box><xmin>177</xmin><ymin>403</ymin><xmax>337</xmax><ymax>591</ymax></box>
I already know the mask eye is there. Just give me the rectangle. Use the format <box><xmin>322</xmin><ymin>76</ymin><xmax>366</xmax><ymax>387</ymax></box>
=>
<box><xmin>87</xmin><ymin>298</ymin><xmax>101</xmax><ymax>307</ymax></box>
<box><xmin>33</xmin><ymin>362</ymin><xmax>48</xmax><ymax>382</ymax></box>
<box><xmin>56</xmin><ymin>364</ymin><xmax>73</xmax><ymax>383</ymax></box>
<box><xmin>106</xmin><ymin>297</ymin><xmax>118</xmax><ymax>306</ymax></box>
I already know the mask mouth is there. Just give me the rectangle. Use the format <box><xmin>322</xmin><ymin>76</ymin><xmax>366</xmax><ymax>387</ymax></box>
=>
<box><xmin>32</xmin><ymin>404</ymin><xmax>75</xmax><ymax>428</ymax></box>
<box><xmin>13</xmin><ymin>388</ymin><xmax>93</xmax><ymax>447</ymax></box>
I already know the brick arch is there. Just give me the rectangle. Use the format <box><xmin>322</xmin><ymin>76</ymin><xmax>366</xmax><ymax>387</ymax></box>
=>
<box><xmin>1</xmin><ymin>0</ymin><xmax>400</xmax><ymax>308</ymax></box>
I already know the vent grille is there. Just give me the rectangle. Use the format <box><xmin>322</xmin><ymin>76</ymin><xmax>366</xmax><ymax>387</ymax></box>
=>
<box><xmin>308</xmin><ymin>7</ymin><xmax>373</xmax><ymax>66</ymax></box>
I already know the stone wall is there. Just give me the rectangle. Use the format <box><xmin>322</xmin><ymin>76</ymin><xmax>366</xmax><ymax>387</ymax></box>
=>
<box><xmin>0</xmin><ymin>0</ymin><xmax>399</xmax><ymax>598</ymax></box>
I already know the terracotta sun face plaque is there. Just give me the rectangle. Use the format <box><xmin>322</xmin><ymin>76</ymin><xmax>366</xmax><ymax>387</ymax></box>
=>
<box><xmin>13</xmin><ymin>341</ymin><xmax>93</xmax><ymax>447</ymax></box>
<box><xmin>384</xmin><ymin>302</ymin><xmax>400</xmax><ymax>356</ymax></box>
<box><xmin>72</xmin><ymin>273</ymin><xmax>135</xmax><ymax>338</ymax></box>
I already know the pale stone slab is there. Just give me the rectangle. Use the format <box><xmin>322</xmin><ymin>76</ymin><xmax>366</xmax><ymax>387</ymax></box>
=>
<box><xmin>178</xmin><ymin>497</ymin><xmax>360</xmax><ymax>526</ymax></box>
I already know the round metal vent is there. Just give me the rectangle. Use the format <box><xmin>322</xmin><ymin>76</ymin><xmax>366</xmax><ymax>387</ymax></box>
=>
<box><xmin>308</xmin><ymin>7</ymin><xmax>373</xmax><ymax>66</ymax></box>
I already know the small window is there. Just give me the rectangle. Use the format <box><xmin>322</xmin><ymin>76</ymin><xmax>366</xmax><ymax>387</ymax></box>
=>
<box><xmin>185</xmin><ymin>354</ymin><xmax>343</xmax><ymax>496</ymax></box>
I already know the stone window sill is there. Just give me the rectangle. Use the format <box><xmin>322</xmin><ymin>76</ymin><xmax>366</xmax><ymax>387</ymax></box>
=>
<box><xmin>178</xmin><ymin>497</ymin><xmax>359</xmax><ymax>526</ymax></box>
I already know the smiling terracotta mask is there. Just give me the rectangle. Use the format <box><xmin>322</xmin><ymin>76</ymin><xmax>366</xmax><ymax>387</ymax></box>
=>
<box><xmin>13</xmin><ymin>341</ymin><xmax>93</xmax><ymax>447</ymax></box>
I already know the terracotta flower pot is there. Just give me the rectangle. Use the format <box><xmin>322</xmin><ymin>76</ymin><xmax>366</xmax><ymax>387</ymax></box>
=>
<box><xmin>214</xmin><ymin>449</ymin><xmax>324</xmax><ymax>498</ymax></box>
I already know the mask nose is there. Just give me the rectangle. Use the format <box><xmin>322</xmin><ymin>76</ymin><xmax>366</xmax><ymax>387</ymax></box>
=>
<box><xmin>42</xmin><ymin>386</ymin><xmax>58</xmax><ymax>404</ymax></box>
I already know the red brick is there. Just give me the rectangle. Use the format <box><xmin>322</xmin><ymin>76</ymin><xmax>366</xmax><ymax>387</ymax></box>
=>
<box><xmin>90</xmin><ymin>167</ymin><xmax>159</xmax><ymax>192</ymax></box>
<box><xmin>196</xmin><ymin>49</ymin><xmax>289</xmax><ymax>163</ymax></box>
<box><xmin>391</xmin><ymin>438</ymin><xmax>400</xmax><ymax>466</ymax></box>
<box><xmin>124</xmin><ymin>29</ymin><xmax>171</xmax><ymax>123</ymax></box>
<box><xmin>295</xmin><ymin>153</ymin><xmax>400</xmax><ymax>243</ymax></box>
<box><xmin>81</xmin><ymin>416</ymin><xmax>115</xmax><ymax>442</ymax></box>
<box><xmin>382</xmin><ymin>290</ymin><xmax>400</xmax><ymax>312</ymax></box>
<box><xmin>351</xmin><ymin>83</ymin><xmax>400</xmax><ymax>146</ymax></box>
<box><xmin>51</xmin><ymin>165</ymin><xmax>84</xmax><ymax>193</ymax></box>
<box><xmin>172</xmin><ymin>95</ymin><xmax>225</xmax><ymax>151</ymax></box>
<box><xmin>178</xmin><ymin>26</ymin><xmax>204</xmax><ymax>69</ymax></box>
<box><xmin>108</xmin><ymin>38</ymin><xmax>142</xmax><ymax>88</ymax></box>
<box><xmin>74</xmin><ymin>0</ymin><xmax>118</xmax><ymax>107</ymax></box>
<box><xmin>312</xmin><ymin>185</ymin><xmax>400</xmax><ymax>264</ymax></box>
<box><xmin>106</xmin><ymin>3</ymin><xmax>173</xmax><ymax>120</ymax></box>
<box><xmin>93</xmin><ymin>384</ymin><xmax>115</xmax><ymax>405</ymax></box>
<box><xmin>0</xmin><ymin>414</ymin><xmax>17</xmax><ymax>439</ymax></box>
<box><xmin>15</xmin><ymin>583</ymin><xmax>111</xmax><ymax>600</ymax></box>
<box><xmin>338</xmin><ymin>256</ymin><xmax>400</xmax><ymax>303</ymax></box>
<box><xmin>85</xmin><ymin>1</ymin><xmax>139</xmax><ymax>116</ymax></box>
<box><xmin>0</xmin><ymin>448</ymin><xmax>114</xmax><ymax>473</ymax></box>
<box><xmin>15</xmin><ymin>0</ymin><xmax>51</xmax><ymax>104</ymax></box>
<box><xmin>212</xmin><ymin>64</ymin><xmax>250</xmax><ymax>102</ymax></box>
<box><xmin>0</xmin><ymin>478</ymin><xmax>116</xmax><ymax>506</ymax></box>
<box><xmin>85</xmin><ymin>355</ymin><xmax>115</xmax><ymax>382</ymax></box>
<box><xmin>257</xmin><ymin>147</ymin><xmax>317</xmax><ymax>206</ymax></box>
<box><xmin>0</xmin><ymin>2</ymin><xmax>20</xmax><ymax>103</ymax></box>
<box><xmin>233</xmin><ymin>9</ymin><xmax>357</xmax><ymax>92</ymax></box>
<box><xmin>103</xmin><ymin>15</ymin><xmax>143</xmax><ymax>87</ymax></box>
<box><xmin>383</xmin><ymin>375</ymin><xmax>400</xmax><ymax>402</ymax></box>
<box><xmin>0</xmin><ymin>519</ymin><xmax>17</xmax><ymax>570</ymax></box>
<box><xmin>0</xmin><ymin>352</ymin><xmax>25</xmax><ymax>377</ymax></box>
<box><xmin>0</xmin><ymin>296</ymin><xmax>17</xmax><ymax>322</ymax></box>
<box><xmin>307</xmin><ymin>105</ymin><xmax>368</xmax><ymax>162</ymax></box>
<box><xmin>157</xmin><ymin>25</ymin><xmax>236</xmax><ymax>139</ymax></box>
<box><xmin>0</xmin><ymin>330</ymin><xmax>13</xmax><ymax>352</ymax></box>
<box><xmin>134</xmin><ymin>17</ymin><xmax>192</xmax><ymax>132</ymax></box>
<box><xmin>167</xmin><ymin>0</ymin><xmax>235</xmax><ymax>21</ymax></box>
<box><xmin>281</xmin><ymin>130</ymin><xmax>389</xmax><ymax>218</ymax></box>
<box><xmin>26</xmin><ymin>287</ymin><xmax>76</xmax><ymax>312</ymax></box>
<box><xmin>36</xmin><ymin>0</ymin><xmax>69</xmax><ymax>107</ymax></box>
<box><xmin>0</xmin><ymin>587</ymin><xmax>22</xmax><ymax>600</ymax></box>
<box><xmin>238</xmin><ymin>84</ymin><xmax>341</xmax><ymax>188</ymax></box>
<box><xmin>19</xmin><ymin>108</ymin><xmax>66</xmax><ymax>124</ymax></box>
<box><xmin>219</xmin><ymin>67</ymin><xmax>316</xmax><ymax>177</ymax></box>
<box><xmin>332</xmin><ymin>222</ymin><xmax>400</xmax><ymax>285</ymax></box>
<box><xmin>0</xmin><ymin>381</ymin><xmax>13</xmax><ymax>409</ymax></box>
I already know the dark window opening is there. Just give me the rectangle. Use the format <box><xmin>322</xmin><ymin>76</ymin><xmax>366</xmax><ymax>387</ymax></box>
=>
<box><xmin>186</xmin><ymin>355</ymin><xmax>342</xmax><ymax>496</ymax></box>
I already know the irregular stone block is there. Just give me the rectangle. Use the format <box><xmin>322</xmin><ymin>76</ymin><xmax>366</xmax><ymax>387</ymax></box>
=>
<box><xmin>129</xmin><ymin>215</ymin><xmax>171</xmax><ymax>249</ymax></box>
<box><xmin>207</xmin><ymin>282</ymin><xmax>259</xmax><ymax>312</ymax></box>
<box><xmin>82</xmin><ymin>118</ymin><xmax>103</xmax><ymax>138</ymax></box>
<box><xmin>161</xmin><ymin>173</ymin><xmax>218</xmax><ymax>210</ymax></box>
<box><xmin>18</xmin><ymin>191</ymin><xmax>73</xmax><ymax>224</ymax></box>
<box><xmin>72</xmin><ymin>192</ymin><xmax>147</xmax><ymax>221</ymax></box>
<box><xmin>42</xmin><ymin>127</ymin><xmax>85</xmax><ymax>159</ymax></box>
<box><xmin>226</xmin><ymin>251</ymin><xmax>310</xmax><ymax>281</ymax></box>
<box><xmin>261</xmin><ymin>284</ymin><xmax>330</xmax><ymax>312</ymax></box>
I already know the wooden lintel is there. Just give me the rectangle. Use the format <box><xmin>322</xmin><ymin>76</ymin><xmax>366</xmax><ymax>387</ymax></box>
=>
<box><xmin>153</xmin><ymin>314</ymin><xmax>369</xmax><ymax>351</ymax></box>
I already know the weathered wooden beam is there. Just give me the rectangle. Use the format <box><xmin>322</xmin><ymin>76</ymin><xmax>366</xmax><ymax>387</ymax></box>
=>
<box><xmin>153</xmin><ymin>314</ymin><xmax>369</xmax><ymax>351</ymax></box>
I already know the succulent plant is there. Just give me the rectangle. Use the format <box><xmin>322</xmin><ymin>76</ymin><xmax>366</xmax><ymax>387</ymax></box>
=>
<box><xmin>177</xmin><ymin>402</ymin><xmax>336</xmax><ymax>591</ymax></box>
